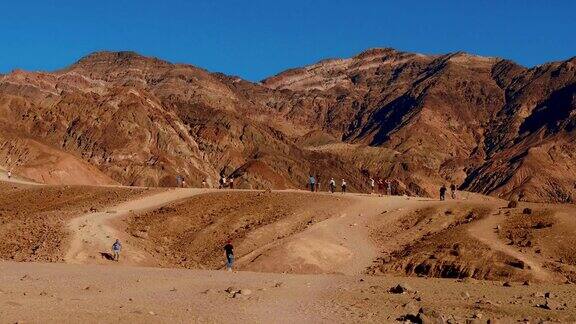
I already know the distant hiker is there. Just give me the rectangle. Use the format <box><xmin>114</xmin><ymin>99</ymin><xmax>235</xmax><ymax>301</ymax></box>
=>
<box><xmin>229</xmin><ymin>177</ymin><xmax>234</xmax><ymax>189</ymax></box>
<box><xmin>341</xmin><ymin>179</ymin><xmax>347</xmax><ymax>193</ymax></box>
<box><xmin>315</xmin><ymin>175</ymin><xmax>321</xmax><ymax>192</ymax></box>
<box><xmin>440</xmin><ymin>184</ymin><xmax>447</xmax><ymax>201</ymax></box>
<box><xmin>377</xmin><ymin>179</ymin><xmax>384</xmax><ymax>195</ymax></box>
<box><xmin>308</xmin><ymin>175</ymin><xmax>316</xmax><ymax>192</ymax></box>
<box><xmin>329</xmin><ymin>178</ymin><xmax>336</xmax><ymax>193</ymax></box>
<box><xmin>220</xmin><ymin>176</ymin><xmax>227</xmax><ymax>189</ymax></box>
<box><xmin>450</xmin><ymin>183</ymin><xmax>457</xmax><ymax>199</ymax></box>
<box><xmin>112</xmin><ymin>239</ymin><xmax>122</xmax><ymax>262</ymax></box>
<box><xmin>7</xmin><ymin>170</ymin><xmax>11</xmax><ymax>179</ymax></box>
<box><xmin>370</xmin><ymin>178</ymin><xmax>375</xmax><ymax>194</ymax></box>
<box><xmin>386</xmin><ymin>179</ymin><xmax>392</xmax><ymax>196</ymax></box>
<box><xmin>224</xmin><ymin>240</ymin><xmax>234</xmax><ymax>271</ymax></box>
<box><xmin>202</xmin><ymin>178</ymin><xmax>207</xmax><ymax>188</ymax></box>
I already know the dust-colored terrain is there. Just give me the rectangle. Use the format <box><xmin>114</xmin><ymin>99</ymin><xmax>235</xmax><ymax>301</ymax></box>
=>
<box><xmin>0</xmin><ymin>182</ymin><xmax>149</xmax><ymax>263</ymax></box>
<box><xmin>0</xmin><ymin>180</ymin><xmax>575</xmax><ymax>322</ymax></box>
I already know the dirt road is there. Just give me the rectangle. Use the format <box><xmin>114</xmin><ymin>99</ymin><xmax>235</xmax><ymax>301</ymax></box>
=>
<box><xmin>64</xmin><ymin>188</ymin><xmax>215</xmax><ymax>266</ymax></box>
<box><xmin>468</xmin><ymin>210</ymin><xmax>560</xmax><ymax>283</ymax></box>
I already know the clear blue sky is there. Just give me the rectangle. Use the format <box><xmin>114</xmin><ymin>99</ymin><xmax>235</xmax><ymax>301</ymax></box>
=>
<box><xmin>1</xmin><ymin>0</ymin><xmax>575</xmax><ymax>81</ymax></box>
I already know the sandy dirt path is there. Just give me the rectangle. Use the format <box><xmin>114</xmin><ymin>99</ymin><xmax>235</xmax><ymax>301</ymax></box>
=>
<box><xmin>64</xmin><ymin>188</ymin><xmax>215</xmax><ymax>266</ymax></box>
<box><xmin>468</xmin><ymin>210</ymin><xmax>558</xmax><ymax>283</ymax></box>
<box><xmin>238</xmin><ymin>194</ymin><xmax>427</xmax><ymax>275</ymax></box>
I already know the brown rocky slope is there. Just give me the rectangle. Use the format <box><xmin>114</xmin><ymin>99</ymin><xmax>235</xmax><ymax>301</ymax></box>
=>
<box><xmin>1</xmin><ymin>48</ymin><xmax>575</xmax><ymax>202</ymax></box>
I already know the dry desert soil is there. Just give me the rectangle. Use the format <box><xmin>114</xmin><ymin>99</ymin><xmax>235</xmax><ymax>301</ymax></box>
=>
<box><xmin>0</xmin><ymin>172</ymin><xmax>575</xmax><ymax>323</ymax></box>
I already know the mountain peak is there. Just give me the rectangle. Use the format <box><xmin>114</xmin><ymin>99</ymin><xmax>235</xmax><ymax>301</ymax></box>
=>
<box><xmin>69</xmin><ymin>51</ymin><xmax>172</xmax><ymax>71</ymax></box>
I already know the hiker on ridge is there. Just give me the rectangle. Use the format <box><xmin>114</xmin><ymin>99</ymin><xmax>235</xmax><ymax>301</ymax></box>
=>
<box><xmin>439</xmin><ymin>184</ymin><xmax>447</xmax><ymax>201</ymax></box>
<box><xmin>329</xmin><ymin>178</ymin><xmax>336</xmax><ymax>193</ymax></box>
<box><xmin>450</xmin><ymin>183</ymin><xmax>457</xmax><ymax>199</ymax></box>
<box><xmin>308</xmin><ymin>175</ymin><xmax>316</xmax><ymax>192</ymax></box>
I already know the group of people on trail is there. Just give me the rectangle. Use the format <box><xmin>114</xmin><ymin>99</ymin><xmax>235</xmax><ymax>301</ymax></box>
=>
<box><xmin>369</xmin><ymin>177</ymin><xmax>393</xmax><ymax>196</ymax></box>
<box><xmin>308</xmin><ymin>175</ymin><xmax>347</xmax><ymax>193</ymax></box>
<box><xmin>440</xmin><ymin>183</ymin><xmax>457</xmax><ymax>200</ymax></box>
<box><xmin>219</xmin><ymin>175</ymin><xmax>234</xmax><ymax>189</ymax></box>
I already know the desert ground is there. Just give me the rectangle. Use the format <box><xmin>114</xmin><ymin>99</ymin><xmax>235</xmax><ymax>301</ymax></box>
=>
<box><xmin>0</xmin><ymin>170</ymin><xmax>575</xmax><ymax>323</ymax></box>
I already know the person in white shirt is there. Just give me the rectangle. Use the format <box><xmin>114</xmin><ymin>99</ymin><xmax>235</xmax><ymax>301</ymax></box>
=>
<box><xmin>341</xmin><ymin>179</ymin><xmax>347</xmax><ymax>193</ymax></box>
<box><xmin>329</xmin><ymin>178</ymin><xmax>336</xmax><ymax>193</ymax></box>
<box><xmin>370</xmin><ymin>178</ymin><xmax>375</xmax><ymax>194</ymax></box>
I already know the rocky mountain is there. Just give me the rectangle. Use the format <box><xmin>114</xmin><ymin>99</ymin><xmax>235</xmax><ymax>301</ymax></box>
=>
<box><xmin>0</xmin><ymin>49</ymin><xmax>575</xmax><ymax>202</ymax></box>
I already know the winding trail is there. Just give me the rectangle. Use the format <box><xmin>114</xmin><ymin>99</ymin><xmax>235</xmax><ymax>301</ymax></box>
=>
<box><xmin>237</xmin><ymin>194</ymin><xmax>424</xmax><ymax>275</ymax></box>
<box><xmin>64</xmin><ymin>188</ymin><xmax>214</xmax><ymax>265</ymax></box>
<box><xmin>468</xmin><ymin>211</ymin><xmax>558</xmax><ymax>283</ymax></box>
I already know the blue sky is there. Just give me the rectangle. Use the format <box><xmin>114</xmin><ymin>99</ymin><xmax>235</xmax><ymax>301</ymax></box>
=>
<box><xmin>1</xmin><ymin>0</ymin><xmax>575</xmax><ymax>81</ymax></box>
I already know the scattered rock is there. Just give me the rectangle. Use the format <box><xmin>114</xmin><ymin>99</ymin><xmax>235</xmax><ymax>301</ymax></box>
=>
<box><xmin>507</xmin><ymin>200</ymin><xmax>518</xmax><ymax>208</ymax></box>
<box><xmin>522</xmin><ymin>208</ymin><xmax>532</xmax><ymax>215</ymax></box>
<box><xmin>503</xmin><ymin>281</ymin><xmax>512</xmax><ymax>287</ymax></box>
<box><xmin>389</xmin><ymin>283</ymin><xmax>415</xmax><ymax>294</ymax></box>
<box><xmin>239</xmin><ymin>289</ymin><xmax>252</xmax><ymax>296</ymax></box>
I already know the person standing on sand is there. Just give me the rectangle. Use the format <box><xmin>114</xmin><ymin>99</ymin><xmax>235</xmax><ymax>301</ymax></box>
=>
<box><xmin>229</xmin><ymin>177</ymin><xmax>234</xmax><ymax>189</ymax></box>
<box><xmin>220</xmin><ymin>176</ymin><xmax>227</xmax><ymax>189</ymax></box>
<box><xmin>202</xmin><ymin>178</ymin><xmax>207</xmax><ymax>188</ymax></box>
<box><xmin>308</xmin><ymin>175</ymin><xmax>316</xmax><ymax>192</ymax></box>
<box><xmin>341</xmin><ymin>179</ymin><xmax>347</xmax><ymax>193</ymax></box>
<box><xmin>7</xmin><ymin>170</ymin><xmax>11</xmax><ymax>179</ymax></box>
<box><xmin>385</xmin><ymin>179</ymin><xmax>392</xmax><ymax>196</ymax></box>
<box><xmin>370</xmin><ymin>178</ymin><xmax>375</xmax><ymax>194</ymax></box>
<box><xmin>224</xmin><ymin>240</ymin><xmax>234</xmax><ymax>271</ymax></box>
<box><xmin>450</xmin><ymin>183</ymin><xmax>457</xmax><ymax>199</ymax></box>
<box><xmin>315</xmin><ymin>175</ymin><xmax>321</xmax><ymax>192</ymax></box>
<box><xmin>439</xmin><ymin>184</ymin><xmax>447</xmax><ymax>201</ymax></box>
<box><xmin>329</xmin><ymin>178</ymin><xmax>336</xmax><ymax>193</ymax></box>
<box><xmin>112</xmin><ymin>239</ymin><xmax>122</xmax><ymax>262</ymax></box>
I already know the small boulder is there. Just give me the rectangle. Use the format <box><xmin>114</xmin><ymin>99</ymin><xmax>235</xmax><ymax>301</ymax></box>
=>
<box><xmin>507</xmin><ymin>200</ymin><xmax>518</xmax><ymax>208</ymax></box>
<box><xmin>389</xmin><ymin>283</ymin><xmax>415</xmax><ymax>294</ymax></box>
<box><xmin>522</xmin><ymin>208</ymin><xmax>532</xmax><ymax>215</ymax></box>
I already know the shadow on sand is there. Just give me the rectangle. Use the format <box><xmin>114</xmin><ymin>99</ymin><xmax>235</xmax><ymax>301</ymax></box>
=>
<box><xmin>100</xmin><ymin>252</ymin><xmax>115</xmax><ymax>261</ymax></box>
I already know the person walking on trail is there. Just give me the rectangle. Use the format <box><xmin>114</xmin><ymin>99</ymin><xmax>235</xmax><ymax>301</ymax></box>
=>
<box><xmin>377</xmin><ymin>179</ymin><xmax>384</xmax><ymax>196</ymax></box>
<box><xmin>341</xmin><ymin>179</ymin><xmax>347</xmax><ymax>193</ymax></box>
<box><xmin>329</xmin><ymin>178</ymin><xmax>336</xmax><ymax>193</ymax></box>
<box><xmin>220</xmin><ymin>176</ymin><xmax>227</xmax><ymax>189</ymax></box>
<box><xmin>385</xmin><ymin>179</ymin><xmax>392</xmax><ymax>196</ymax></box>
<box><xmin>308</xmin><ymin>175</ymin><xmax>316</xmax><ymax>192</ymax></box>
<box><xmin>202</xmin><ymin>178</ymin><xmax>207</xmax><ymax>188</ymax></box>
<box><xmin>229</xmin><ymin>177</ymin><xmax>234</xmax><ymax>189</ymax></box>
<box><xmin>7</xmin><ymin>170</ymin><xmax>12</xmax><ymax>179</ymax></box>
<box><xmin>370</xmin><ymin>178</ymin><xmax>375</xmax><ymax>194</ymax></box>
<box><xmin>112</xmin><ymin>239</ymin><xmax>122</xmax><ymax>262</ymax></box>
<box><xmin>450</xmin><ymin>183</ymin><xmax>457</xmax><ymax>199</ymax></box>
<box><xmin>315</xmin><ymin>175</ymin><xmax>321</xmax><ymax>192</ymax></box>
<box><xmin>439</xmin><ymin>184</ymin><xmax>447</xmax><ymax>201</ymax></box>
<box><xmin>224</xmin><ymin>240</ymin><xmax>234</xmax><ymax>271</ymax></box>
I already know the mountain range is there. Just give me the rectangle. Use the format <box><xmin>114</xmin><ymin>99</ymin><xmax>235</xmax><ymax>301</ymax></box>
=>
<box><xmin>1</xmin><ymin>48</ymin><xmax>575</xmax><ymax>202</ymax></box>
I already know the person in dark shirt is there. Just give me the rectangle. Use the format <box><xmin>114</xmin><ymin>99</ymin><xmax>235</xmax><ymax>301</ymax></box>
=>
<box><xmin>450</xmin><ymin>183</ymin><xmax>457</xmax><ymax>199</ymax></box>
<box><xmin>224</xmin><ymin>241</ymin><xmax>234</xmax><ymax>271</ymax></box>
<box><xmin>440</xmin><ymin>185</ymin><xmax>447</xmax><ymax>201</ymax></box>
